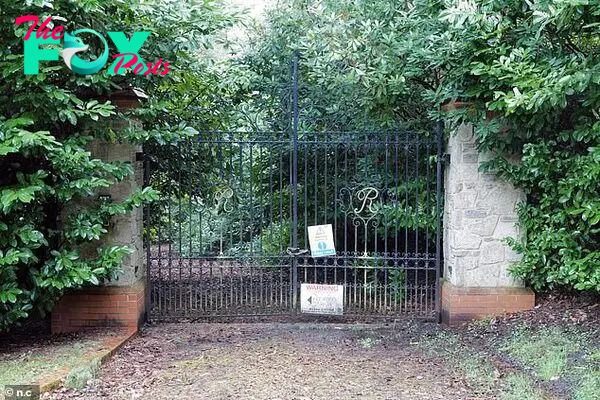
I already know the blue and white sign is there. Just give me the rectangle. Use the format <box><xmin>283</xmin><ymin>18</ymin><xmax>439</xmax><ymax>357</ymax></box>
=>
<box><xmin>307</xmin><ymin>224</ymin><xmax>336</xmax><ymax>257</ymax></box>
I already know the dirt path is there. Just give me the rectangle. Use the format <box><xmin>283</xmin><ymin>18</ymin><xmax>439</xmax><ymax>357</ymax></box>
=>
<box><xmin>49</xmin><ymin>322</ymin><xmax>482</xmax><ymax>400</ymax></box>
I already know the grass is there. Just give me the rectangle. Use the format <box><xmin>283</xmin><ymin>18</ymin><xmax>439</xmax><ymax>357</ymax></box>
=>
<box><xmin>470</xmin><ymin>315</ymin><xmax>496</xmax><ymax>328</ymax></box>
<box><xmin>419</xmin><ymin>330</ymin><xmax>460</xmax><ymax>353</ymax></box>
<box><xmin>419</xmin><ymin>326</ymin><xmax>600</xmax><ymax>399</ymax></box>
<box><xmin>500</xmin><ymin>373</ymin><xmax>545</xmax><ymax>400</ymax></box>
<box><xmin>420</xmin><ymin>331</ymin><xmax>497</xmax><ymax>395</ymax></box>
<box><xmin>348</xmin><ymin>324</ymin><xmax>368</xmax><ymax>332</ymax></box>
<box><xmin>176</xmin><ymin>355</ymin><xmax>209</xmax><ymax>369</ymax></box>
<box><xmin>493</xmin><ymin>324</ymin><xmax>600</xmax><ymax>398</ymax></box>
<box><xmin>585</xmin><ymin>348</ymin><xmax>600</xmax><ymax>363</ymax></box>
<box><xmin>459</xmin><ymin>355</ymin><xmax>497</xmax><ymax>389</ymax></box>
<box><xmin>574</xmin><ymin>369</ymin><xmax>600</xmax><ymax>400</ymax></box>
<box><xmin>501</xmin><ymin>327</ymin><xmax>582</xmax><ymax>380</ymax></box>
<box><xmin>64</xmin><ymin>358</ymin><xmax>101</xmax><ymax>389</ymax></box>
<box><xmin>0</xmin><ymin>341</ymin><xmax>98</xmax><ymax>388</ymax></box>
<box><xmin>357</xmin><ymin>337</ymin><xmax>378</xmax><ymax>349</ymax></box>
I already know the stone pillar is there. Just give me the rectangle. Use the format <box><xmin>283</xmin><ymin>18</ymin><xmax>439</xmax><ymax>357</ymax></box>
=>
<box><xmin>441</xmin><ymin>123</ymin><xmax>534</xmax><ymax>325</ymax></box>
<box><xmin>52</xmin><ymin>89</ymin><xmax>148</xmax><ymax>334</ymax></box>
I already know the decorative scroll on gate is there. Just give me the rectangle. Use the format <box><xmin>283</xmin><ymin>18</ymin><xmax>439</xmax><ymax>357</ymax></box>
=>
<box><xmin>340</xmin><ymin>186</ymin><xmax>381</xmax><ymax>257</ymax></box>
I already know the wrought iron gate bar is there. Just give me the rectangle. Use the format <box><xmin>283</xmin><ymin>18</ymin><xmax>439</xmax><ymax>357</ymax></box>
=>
<box><xmin>192</xmin><ymin>133</ymin><xmax>435</xmax><ymax>145</ymax></box>
<box><xmin>148</xmin><ymin>252</ymin><xmax>438</xmax><ymax>258</ymax></box>
<box><xmin>145</xmin><ymin>58</ymin><xmax>443</xmax><ymax>322</ymax></box>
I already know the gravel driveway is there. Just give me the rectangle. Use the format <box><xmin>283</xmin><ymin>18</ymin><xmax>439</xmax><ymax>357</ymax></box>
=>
<box><xmin>49</xmin><ymin>322</ymin><xmax>481</xmax><ymax>400</ymax></box>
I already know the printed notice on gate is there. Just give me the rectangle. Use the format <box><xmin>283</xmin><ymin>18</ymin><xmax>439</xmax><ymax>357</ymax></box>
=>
<box><xmin>301</xmin><ymin>284</ymin><xmax>344</xmax><ymax>315</ymax></box>
<box><xmin>307</xmin><ymin>224</ymin><xmax>336</xmax><ymax>257</ymax></box>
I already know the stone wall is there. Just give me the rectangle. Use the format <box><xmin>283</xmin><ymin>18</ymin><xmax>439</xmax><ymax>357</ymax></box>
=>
<box><xmin>444</xmin><ymin>123</ymin><xmax>525</xmax><ymax>287</ymax></box>
<box><xmin>442</xmin><ymin>123</ymin><xmax>534</xmax><ymax>324</ymax></box>
<box><xmin>51</xmin><ymin>90</ymin><xmax>147</xmax><ymax>333</ymax></box>
<box><xmin>87</xmin><ymin>140</ymin><xmax>145</xmax><ymax>287</ymax></box>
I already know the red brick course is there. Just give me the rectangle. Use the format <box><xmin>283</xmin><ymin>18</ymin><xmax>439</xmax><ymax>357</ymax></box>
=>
<box><xmin>441</xmin><ymin>281</ymin><xmax>534</xmax><ymax>325</ymax></box>
<box><xmin>51</xmin><ymin>281</ymin><xmax>146</xmax><ymax>334</ymax></box>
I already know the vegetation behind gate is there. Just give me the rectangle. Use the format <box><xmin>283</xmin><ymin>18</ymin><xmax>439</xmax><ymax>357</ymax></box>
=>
<box><xmin>228</xmin><ymin>0</ymin><xmax>599</xmax><ymax>292</ymax></box>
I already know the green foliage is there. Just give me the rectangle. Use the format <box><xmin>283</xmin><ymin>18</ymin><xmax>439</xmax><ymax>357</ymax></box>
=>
<box><xmin>387</xmin><ymin>269</ymin><xmax>405</xmax><ymax>302</ymax></box>
<box><xmin>4</xmin><ymin>0</ymin><xmax>597</xmax><ymax>336</ymax></box>
<box><xmin>437</xmin><ymin>1</ymin><xmax>600</xmax><ymax>291</ymax></box>
<box><xmin>500</xmin><ymin>373</ymin><xmax>544</xmax><ymax>400</ymax></box>
<box><xmin>251</xmin><ymin>219</ymin><xmax>292</xmax><ymax>257</ymax></box>
<box><xmin>147</xmin><ymin>0</ymin><xmax>443</xmax><ymax>265</ymax></box>
<box><xmin>506</xmin><ymin>143</ymin><xmax>600</xmax><ymax>291</ymax></box>
<box><xmin>575</xmin><ymin>369</ymin><xmax>600</xmax><ymax>400</ymax></box>
<box><xmin>0</xmin><ymin>0</ymin><xmax>234</xmax><ymax>330</ymax></box>
<box><xmin>501</xmin><ymin>327</ymin><xmax>583</xmax><ymax>381</ymax></box>
<box><xmin>240</xmin><ymin>0</ymin><xmax>599</xmax><ymax>292</ymax></box>
<box><xmin>238</xmin><ymin>0</ymin><xmax>442</xmax><ymax>131</ymax></box>
<box><xmin>347</xmin><ymin>258</ymin><xmax>406</xmax><ymax>301</ymax></box>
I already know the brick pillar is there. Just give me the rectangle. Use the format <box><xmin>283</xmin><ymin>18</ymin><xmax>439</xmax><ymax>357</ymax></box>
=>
<box><xmin>441</xmin><ymin>122</ymin><xmax>534</xmax><ymax>325</ymax></box>
<box><xmin>52</xmin><ymin>89</ymin><xmax>148</xmax><ymax>334</ymax></box>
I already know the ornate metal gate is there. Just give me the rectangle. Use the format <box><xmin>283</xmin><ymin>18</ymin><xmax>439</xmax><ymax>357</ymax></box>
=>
<box><xmin>145</xmin><ymin>59</ymin><xmax>444</xmax><ymax>321</ymax></box>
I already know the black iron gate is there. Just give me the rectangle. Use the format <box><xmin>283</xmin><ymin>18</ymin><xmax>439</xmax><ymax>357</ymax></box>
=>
<box><xmin>145</xmin><ymin>60</ymin><xmax>444</xmax><ymax>321</ymax></box>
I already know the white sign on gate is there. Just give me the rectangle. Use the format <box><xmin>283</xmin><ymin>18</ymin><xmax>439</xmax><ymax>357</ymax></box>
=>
<box><xmin>307</xmin><ymin>224</ymin><xmax>336</xmax><ymax>257</ymax></box>
<box><xmin>300</xmin><ymin>283</ymin><xmax>344</xmax><ymax>315</ymax></box>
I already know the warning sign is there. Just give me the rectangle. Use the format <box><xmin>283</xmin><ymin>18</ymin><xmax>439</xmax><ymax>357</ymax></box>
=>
<box><xmin>300</xmin><ymin>284</ymin><xmax>344</xmax><ymax>315</ymax></box>
<box><xmin>307</xmin><ymin>224</ymin><xmax>336</xmax><ymax>257</ymax></box>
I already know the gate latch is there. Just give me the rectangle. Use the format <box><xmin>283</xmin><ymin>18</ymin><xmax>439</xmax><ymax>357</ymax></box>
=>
<box><xmin>286</xmin><ymin>247</ymin><xmax>309</xmax><ymax>257</ymax></box>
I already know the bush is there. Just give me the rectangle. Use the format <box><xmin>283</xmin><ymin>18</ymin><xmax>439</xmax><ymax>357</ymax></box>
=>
<box><xmin>0</xmin><ymin>0</ymin><xmax>234</xmax><ymax>330</ymax></box>
<box><xmin>242</xmin><ymin>0</ymin><xmax>600</xmax><ymax>292</ymax></box>
<box><xmin>437</xmin><ymin>1</ymin><xmax>600</xmax><ymax>291</ymax></box>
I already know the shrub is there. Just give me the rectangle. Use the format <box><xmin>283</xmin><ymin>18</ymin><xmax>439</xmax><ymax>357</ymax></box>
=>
<box><xmin>244</xmin><ymin>0</ymin><xmax>600</xmax><ymax>291</ymax></box>
<box><xmin>0</xmin><ymin>0</ymin><xmax>234</xmax><ymax>330</ymax></box>
<box><xmin>438</xmin><ymin>1</ymin><xmax>600</xmax><ymax>291</ymax></box>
